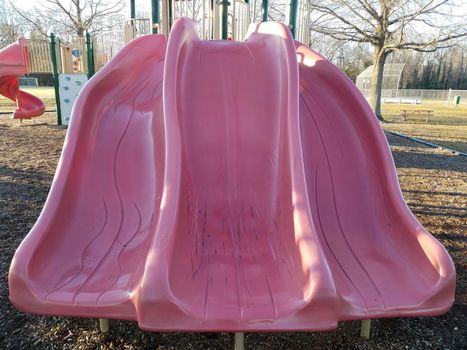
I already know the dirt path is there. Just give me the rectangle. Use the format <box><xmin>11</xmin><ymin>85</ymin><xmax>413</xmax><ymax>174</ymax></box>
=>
<box><xmin>0</xmin><ymin>115</ymin><xmax>465</xmax><ymax>349</ymax></box>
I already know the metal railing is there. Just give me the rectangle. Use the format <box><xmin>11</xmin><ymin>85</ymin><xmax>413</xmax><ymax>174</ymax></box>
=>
<box><xmin>165</xmin><ymin>0</ymin><xmax>250</xmax><ymax>40</ymax></box>
<box><xmin>166</xmin><ymin>0</ymin><xmax>220</xmax><ymax>39</ymax></box>
<box><xmin>123</xmin><ymin>18</ymin><xmax>152</xmax><ymax>43</ymax></box>
<box><xmin>93</xmin><ymin>31</ymin><xmax>125</xmax><ymax>71</ymax></box>
<box><xmin>231</xmin><ymin>0</ymin><xmax>250</xmax><ymax>41</ymax></box>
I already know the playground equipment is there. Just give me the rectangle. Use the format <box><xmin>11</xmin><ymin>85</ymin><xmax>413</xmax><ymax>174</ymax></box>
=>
<box><xmin>0</xmin><ymin>38</ymin><xmax>45</xmax><ymax>119</ymax></box>
<box><xmin>9</xmin><ymin>15</ymin><xmax>455</xmax><ymax>342</ymax></box>
<box><xmin>10</xmin><ymin>0</ymin><xmax>310</xmax><ymax>126</ymax></box>
<box><xmin>58</xmin><ymin>74</ymin><xmax>88</xmax><ymax>126</ymax></box>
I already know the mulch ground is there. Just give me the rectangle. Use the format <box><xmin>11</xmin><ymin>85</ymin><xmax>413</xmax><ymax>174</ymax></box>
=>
<box><xmin>0</xmin><ymin>114</ymin><xmax>466</xmax><ymax>350</ymax></box>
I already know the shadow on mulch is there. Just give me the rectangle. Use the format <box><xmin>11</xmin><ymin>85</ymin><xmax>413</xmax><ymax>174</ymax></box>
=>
<box><xmin>386</xmin><ymin>131</ymin><xmax>466</xmax><ymax>170</ymax></box>
<box><xmin>392</xmin><ymin>150</ymin><xmax>466</xmax><ymax>172</ymax></box>
<box><xmin>0</xmin><ymin>166</ymin><xmax>53</xmax><ymax>182</ymax></box>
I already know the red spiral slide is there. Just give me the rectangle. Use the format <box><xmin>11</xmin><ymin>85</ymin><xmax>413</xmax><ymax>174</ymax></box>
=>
<box><xmin>0</xmin><ymin>38</ymin><xmax>45</xmax><ymax>119</ymax></box>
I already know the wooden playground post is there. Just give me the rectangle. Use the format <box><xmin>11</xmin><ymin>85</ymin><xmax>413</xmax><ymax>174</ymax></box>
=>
<box><xmin>60</xmin><ymin>46</ymin><xmax>73</xmax><ymax>74</ymax></box>
<box><xmin>360</xmin><ymin>319</ymin><xmax>371</xmax><ymax>339</ymax></box>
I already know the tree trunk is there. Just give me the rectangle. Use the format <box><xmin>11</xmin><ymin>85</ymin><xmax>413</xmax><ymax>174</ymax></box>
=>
<box><xmin>456</xmin><ymin>52</ymin><xmax>464</xmax><ymax>89</ymax></box>
<box><xmin>369</xmin><ymin>45</ymin><xmax>387</xmax><ymax>121</ymax></box>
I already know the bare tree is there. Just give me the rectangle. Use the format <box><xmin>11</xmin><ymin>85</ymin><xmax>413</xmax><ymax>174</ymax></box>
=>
<box><xmin>308</xmin><ymin>0</ymin><xmax>467</xmax><ymax>120</ymax></box>
<box><xmin>11</xmin><ymin>0</ymin><xmax>126</xmax><ymax>40</ymax></box>
<box><xmin>0</xmin><ymin>2</ymin><xmax>29</xmax><ymax>46</ymax></box>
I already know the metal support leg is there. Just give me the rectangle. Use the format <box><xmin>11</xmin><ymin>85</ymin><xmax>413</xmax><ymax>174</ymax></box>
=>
<box><xmin>99</xmin><ymin>318</ymin><xmax>109</xmax><ymax>333</ymax></box>
<box><xmin>360</xmin><ymin>319</ymin><xmax>371</xmax><ymax>339</ymax></box>
<box><xmin>234</xmin><ymin>332</ymin><xmax>244</xmax><ymax>350</ymax></box>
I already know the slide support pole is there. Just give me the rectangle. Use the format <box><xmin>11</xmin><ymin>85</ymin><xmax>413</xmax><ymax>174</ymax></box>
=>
<box><xmin>262</xmin><ymin>0</ymin><xmax>268</xmax><ymax>22</ymax></box>
<box><xmin>361</xmin><ymin>319</ymin><xmax>371</xmax><ymax>339</ymax></box>
<box><xmin>99</xmin><ymin>318</ymin><xmax>109</xmax><ymax>333</ymax></box>
<box><xmin>152</xmin><ymin>0</ymin><xmax>160</xmax><ymax>33</ymax></box>
<box><xmin>220</xmin><ymin>0</ymin><xmax>230</xmax><ymax>39</ymax></box>
<box><xmin>130</xmin><ymin>0</ymin><xmax>136</xmax><ymax>19</ymax></box>
<box><xmin>49</xmin><ymin>33</ymin><xmax>62</xmax><ymax>126</ymax></box>
<box><xmin>85</xmin><ymin>32</ymin><xmax>95</xmax><ymax>78</ymax></box>
<box><xmin>289</xmin><ymin>0</ymin><xmax>298</xmax><ymax>38</ymax></box>
<box><xmin>234</xmin><ymin>332</ymin><xmax>244</xmax><ymax>350</ymax></box>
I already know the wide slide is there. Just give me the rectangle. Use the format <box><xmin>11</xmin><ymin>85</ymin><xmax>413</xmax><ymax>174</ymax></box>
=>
<box><xmin>0</xmin><ymin>38</ymin><xmax>45</xmax><ymax>119</ymax></box>
<box><xmin>9</xmin><ymin>19</ymin><xmax>455</xmax><ymax>331</ymax></box>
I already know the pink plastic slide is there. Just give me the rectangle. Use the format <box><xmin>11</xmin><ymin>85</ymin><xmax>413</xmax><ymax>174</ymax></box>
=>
<box><xmin>0</xmin><ymin>38</ymin><xmax>45</xmax><ymax>119</ymax></box>
<box><xmin>9</xmin><ymin>19</ymin><xmax>455</xmax><ymax>331</ymax></box>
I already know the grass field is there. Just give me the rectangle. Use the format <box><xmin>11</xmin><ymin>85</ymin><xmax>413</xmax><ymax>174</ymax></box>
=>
<box><xmin>0</xmin><ymin>87</ymin><xmax>55</xmax><ymax>113</ymax></box>
<box><xmin>1</xmin><ymin>88</ymin><xmax>466</xmax><ymax>152</ymax></box>
<box><xmin>20</xmin><ymin>86</ymin><xmax>55</xmax><ymax>98</ymax></box>
<box><xmin>382</xmin><ymin>102</ymin><xmax>467</xmax><ymax>125</ymax></box>
<box><xmin>381</xmin><ymin>102</ymin><xmax>467</xmax><ymax>153</ymax></box>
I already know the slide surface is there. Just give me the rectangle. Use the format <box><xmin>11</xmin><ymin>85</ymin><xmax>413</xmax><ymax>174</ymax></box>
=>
<box><xmin>0</xmin><ymin>38</ymin><xmax>45</xmax><ymax>119</ymax></box>
<box><xmin>9</xmin><ymin>19</ymin><xmax>455</xmax><ymax>331</ymax></box>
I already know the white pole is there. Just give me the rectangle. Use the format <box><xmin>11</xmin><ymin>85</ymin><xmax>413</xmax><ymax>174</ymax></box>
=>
<box><xmin>307</xmin><ymin>0</ymin><xmax>311</xmax><ymax>44</ymax></box>
<box><xmin>360</xmin><ymin>319</ymin><xmax>371</xmax><ymax>339</ymax></box>
<box><xmin>234</xmin><ymin>332</ymin><xmax>244</xmax><ymax>350</ymax></box>
<box><xmin>202</xmin><ymin>0</ymin><xmax>206</xmax><ymax>38</ymax></box>
<box><xmin>247</xmin><ymin>4</ymin><xmax>249</xmax><ymax>32</ymax></box>
<box><xmin>395</xmin><ymin>73</ymin><xmax>401</xmax><ymax>100</ymax></box>
<box><xmin>213</xmin><ymin>1</ymin><xmax>220</xmax><ymax>39</ymax></box>
<box><xmin>447</xmin><ymin>88</ymin><xmax>452</xmax><ymax>105</ymax></box>
<box><xmin>99</xmin><ymin>319</ymin><xmax>109</xmax><ymax>333</ymax></box>
<box><xmin>247</xmin><ymin>4</ymin><xmax>249</xmax><ymax>30</ymax></box>
<box><xmin>252</xmin><ymin>0</ymin><xmax>257</xmax><ymax>22</ymax></box>
<box><xmin>232</xmin><ymin>0</ymin><xmax>237</xmax><ymax>40</ymax></box>
<box><xmin>246</xmin><ymin>0</ymin><xmax>250</xmax><ymax>26</ymax></box>
<box><xmin>161</xmin><ymin>0</ymin><xmax>168</xmax><ymax>36</ymax></box>
<box><xmin>237</xmin><ymin>4</ymin><xmax>241</xmax><ymax>40</ymax></box>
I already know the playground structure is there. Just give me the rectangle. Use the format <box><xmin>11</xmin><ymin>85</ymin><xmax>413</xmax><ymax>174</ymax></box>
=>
<box><xmin>5</xmin><ymin>0</ymin><xmax>312</xmax><ymax>126</ymax></box>
<box><xmin>9</xmin><ymin>11</ymin><xmax>455</xmax><ymax>345</ymax></box>
<box><xmin>0</xmin><ymin>39</ymin><xmax>45</xmax><ymax>120</ymax></box>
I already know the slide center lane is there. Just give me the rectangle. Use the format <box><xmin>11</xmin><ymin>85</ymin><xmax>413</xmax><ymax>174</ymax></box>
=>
<box><xmin>167</xmin><ymin>36</ymin><xmax>307</xmax><ymax>320</ymax></box>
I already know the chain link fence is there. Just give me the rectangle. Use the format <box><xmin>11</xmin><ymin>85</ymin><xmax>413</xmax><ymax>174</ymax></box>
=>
<box><xmin>359</xmin><ymin>89</ymin><xmax>467</xmax><ymax>105</ymax></box>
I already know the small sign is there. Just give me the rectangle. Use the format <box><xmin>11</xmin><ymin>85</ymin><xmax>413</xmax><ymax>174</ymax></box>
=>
<box><xmin>71</xmin><ymin>48</ymin><xmax>80</xmax><ymax>58</ymax></box>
